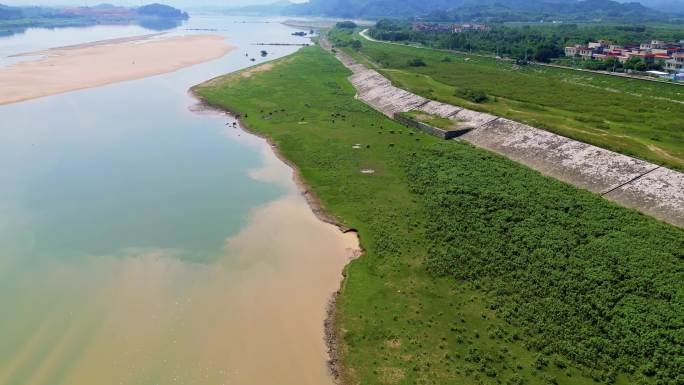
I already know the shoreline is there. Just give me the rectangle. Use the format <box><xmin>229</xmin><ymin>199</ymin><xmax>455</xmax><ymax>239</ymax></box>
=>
<box><xmin>188</xmin><ymin>93</ymin><xmax>362</xmax><ymax>384</ymax></box>
<box><xmin>0</xmin><ymin>34</ymin><xmax>235</xmax><ymax>106</ymax></box>
<box><xmin>8</xmin><ymin>33</ymin><xmax>167</xmax><ymax>57</ymax></box>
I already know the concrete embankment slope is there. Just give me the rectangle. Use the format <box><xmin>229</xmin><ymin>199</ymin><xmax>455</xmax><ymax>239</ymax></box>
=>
<box><xmin>321</xmin><ymin>38</ymin><xmax>684</xmax><ymax>228</ymax></box>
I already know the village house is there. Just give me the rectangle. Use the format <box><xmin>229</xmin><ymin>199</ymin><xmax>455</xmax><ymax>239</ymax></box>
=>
<box><xmin>412</xmin><ymin>22</ymin><xmax>490</xmax><ymax>33</ymax></box>
<box><xmin>666</xmin><ymin>53</ymin><xmax>684</xmax><ymax>73</ymax></box>
<box><xmin>640</xmin><ymin>40</ymin><xmax>666</xmax><ymax>50</ymax></box>
<box><xmin>453</xmin><ymin>24</ymin><xmax>491</xmax><ymax>33</ymax></box>
<box><xmin>565</xmin><ymin>39</ymin><xmax>684</xmax><ymax>73</ymax></box>
<box><xmin>411</xmin><ymin>22</ymin><xmax>454</xmax><ymax>33</ymax></box>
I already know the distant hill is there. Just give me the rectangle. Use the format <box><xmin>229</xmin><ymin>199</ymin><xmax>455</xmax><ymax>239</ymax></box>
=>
<box><xmin>632</xmin><ymin>0</ymin><xmax>684</xmax><ymax>14</ymax></box>
<box><xmin>0</xmin><ymin>3</ymin><xmax>188</xmax><ymax>21</ymax></box>
<box><xmin>285</xmin><ymin>0</ymin><xmax>457</xmax><ymax>18</ymax></box>
<box><xmin>221</xmin><ymin>0</ymin><xmax>294</xmax><ymax>16</ymax></box>
<box><xmin>0</xmin><ymin>4</ymin><xmax>22</xmax><ymax>19</ymax></box>
<box><xmin>282</xmin><ymin>0</ymin><xmax>673</xmax><ymax>22</ymax></box>
<box><xmin>137</xmin><ymin>3</ymin><xmax>189</xmax><ymax>19</ymax></box>
<box><xmin>426</xmin><ymin>0</ymin><xmax>668</xmax><ymax>22</ymax></box>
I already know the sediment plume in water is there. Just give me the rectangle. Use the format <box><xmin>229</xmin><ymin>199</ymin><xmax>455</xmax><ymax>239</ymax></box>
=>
<box><xmin>0</xmin><ymin>124</ymin><xmax>359</xmax><ymax>385</ymax></box>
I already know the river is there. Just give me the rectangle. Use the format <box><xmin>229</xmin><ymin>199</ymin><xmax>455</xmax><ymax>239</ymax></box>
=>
<box><xmin>0</xmin><ymin>14</ymin><xmax>355</xmax><ymax>385</ymax></box>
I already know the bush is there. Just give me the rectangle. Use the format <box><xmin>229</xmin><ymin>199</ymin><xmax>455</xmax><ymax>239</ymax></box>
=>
<box><xmin>336</xmin><ymin>21</ymin><xmax>357</xmax><ymax>29</ymax></box>
<box><xmin>507</xmin><ymin>374</ymin><xmax>525</xmax><ymax>385</ymax></box>
<box><xmin>534</xmin><ymin>354</ymin><xmax>549</xmax><ymax>370</ymax></box>
<box><xmin>407</xmin><ymin>58</ymin><xmax>427</xmax><ymax>67</ymax></box>
<box><xmin>350</xmin><ymin>40</ymin><xmax>362</xmax><ymax>51</ymax></box>
<box><xmin>553</xmin><ymin>357</ymin><xmax>568</xmax><ymax>369</ymax></box>
<box><xmin>456</xmin><ymin>88</ymin><xmax>489</xmax><ymax>103</ymax></box>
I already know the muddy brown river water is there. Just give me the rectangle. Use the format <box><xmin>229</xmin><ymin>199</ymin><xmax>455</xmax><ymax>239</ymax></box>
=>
<box><xmin>0</xmin><ymin>15</ymin><xmax>355</xmax><ymax>385</ymax></box>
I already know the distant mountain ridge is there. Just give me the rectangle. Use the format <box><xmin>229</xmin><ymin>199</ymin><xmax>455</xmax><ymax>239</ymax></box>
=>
<box><xmin>425</xmin><ymin>0</ymin><xmax>668</xmax><ymax>22</ymax></box>
<box><xmin>0</xmin><ymin>3</ymin><xmax>188</xmax><ymax>21</ymax></box>
<box><xmin>0</xmin><ymin>4</ymin><xmax>23</xmax><ymax>19</ymax></box>
<box><xmin>218</xmin><ymin>0</ymin><xmax>294</xmax><ymax>16</ymax></box>
<box><xmin>632</xmin><ymin>0</ymin><xmax>684</xmax><ymax>13</ymax></box>
<box><xmin>280</xmin><ymin>0</ymin><xmax>675</xmax><ymax>22</ymax></box>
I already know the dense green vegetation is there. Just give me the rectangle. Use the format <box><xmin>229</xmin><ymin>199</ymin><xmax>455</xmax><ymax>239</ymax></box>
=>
<box><xmin>328</xmin><ymin>28</ymin><xmax>684</xmax><ymax>171</ymax></box>
<box><xmin>195</xmin><ymin>45</ymin><xmax>684</xmax><ymax>385</ymax></box>
<box><xmin>408</xmin><ymin>148</ymin><xmax>684</xmax><ymax>383</ymax></box>
<box><xmin>369</xmin><ymin>21</ymin><xmax>684</xmax><ymax>64</ymax></box>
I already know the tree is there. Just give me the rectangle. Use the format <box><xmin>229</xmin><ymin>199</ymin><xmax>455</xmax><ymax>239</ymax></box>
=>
<box><xmin>350</xmin><ymin>40</ymin><xmax>363</xmax><ymax>51</ymax></box>
<box><xmin>623</xmin><ymin>56</ymin><xmax>642</xmax><ymax>70</ymax></box>
<box><xmin>634</xmin><ymin>60</ymin><xmax>648</xmax><ymax>72</ymax></box>
<box><xmin>533</xmin><ymin>44</ymin><xmax>562</xmax><ymax>63</ymax></box>
<box><xmin>407</xmin><ymin>58</ymin><xmax>426</xmax><ymax>67</ymax></box>
<box><xmin>336</xmin><ymin>21</ymin><xmax>358</xmax><ymax>29</ymax></box>
<box><xmin>604</xmin><ymin>57</ymin><xmax>622</xmax><ymax>72</ymax></box>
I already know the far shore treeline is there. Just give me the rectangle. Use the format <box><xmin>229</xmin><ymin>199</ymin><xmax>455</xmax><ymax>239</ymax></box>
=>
<box><xmin>226</xmin><ymin>0</ymin><xmax>684</xmax><ymax>23</ymax></box>
<box><xmin>0</xmin><ymin>3</ymin><xmax>189</xmax><ymax>35</ymax></box>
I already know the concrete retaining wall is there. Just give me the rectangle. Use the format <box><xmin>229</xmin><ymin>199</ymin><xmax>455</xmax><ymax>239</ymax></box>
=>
<box><xmin>417</xmin><ymin>101</ymin><xmax>462</xmax><ymax>118</ymax></box>
<box><xmin>394</xmin><ymin>114</ymin><xmax>470</xmax><ymax>139</ymax></box>
<box><xmin>460</xmin><ymin>118</ymin><xmax>658</xmax><ymax>194</ymax></box>
<box><xmin>348</xmin><ymin>68</ymin><xmax>427</xmax><ymax>116</ymax></box>
<box><xmin>604</xmin><ymin>168</ymin><xmax>684</xmax><ymax>226</ymax></box>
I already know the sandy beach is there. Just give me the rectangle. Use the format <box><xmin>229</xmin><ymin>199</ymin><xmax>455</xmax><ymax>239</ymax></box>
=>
<box><xmin>0</xmin><ymin>34</ymin><xmax>234</xmax><ymax>105</ymax></box>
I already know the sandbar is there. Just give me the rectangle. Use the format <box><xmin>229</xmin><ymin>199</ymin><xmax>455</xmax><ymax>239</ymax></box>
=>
<box><xmin>0</xmin><ymin>34</ymin><xmax>234</xmax><ymax>105</ymax></box>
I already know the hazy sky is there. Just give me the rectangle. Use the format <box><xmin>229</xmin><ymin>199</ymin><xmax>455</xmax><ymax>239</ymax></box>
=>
<box><xmin>1</xmin><ymin>0</ymin><xmax>303</xmax><ymax>6</ymax></box>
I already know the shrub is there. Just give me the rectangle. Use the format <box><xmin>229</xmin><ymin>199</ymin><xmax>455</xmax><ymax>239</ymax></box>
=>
<box><xmin>507</xmin><ymin>373</ymin><xmax>525</xmax><ymax>385</ymax></box>
<box><xmin>553</xmin><ymin>357</ymin><xmax>568</xmax><ymax>369</ymax></box>
<box><xmin>456</xmin><ymin>88</ymin><xmax>489</xmax><ymax>103</ymax></box>
<box><xmin>407</xmin><ymin>58</ymin><xmax>426</xmax><ymax>67</ymax></box>
<box><xmin>350</xmin><ymin>40</ymin><xmax>362</xmax><ymax>51</ymax></box>
<box><xmin>534</xmin><ymin>354</ymin><xmax>549</xmax><ymax>370</ymax></box>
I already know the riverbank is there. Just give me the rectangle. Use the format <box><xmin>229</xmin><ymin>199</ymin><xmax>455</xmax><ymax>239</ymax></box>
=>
<box><xmin>193</xmin><ymin>45</ymin><xmax>684</xmax><ymax>385</ymax></box>
<box><xmin>0</xmin><ymin>33</ymin><xmax>234</xmax><ymax>105</ymax></box>
<box><xmin>188</xmin><ymin>98</ymin><xmax>361</xmax><ymax>383</ymax></box>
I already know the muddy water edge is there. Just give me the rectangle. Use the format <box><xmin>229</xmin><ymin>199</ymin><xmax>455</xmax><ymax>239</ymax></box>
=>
<box><xmin>193</xmin><ymin>102</ymin><xmax>363</xmax><ymax>384</ymax></box>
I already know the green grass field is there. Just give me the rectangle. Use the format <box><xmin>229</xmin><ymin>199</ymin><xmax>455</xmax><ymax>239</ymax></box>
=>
<box><xmin>329</xmin><ymin>28</ymin><xmax>684</xmax><ymax>171</ymax></box>
<box><xmin>194</xmin><ymin>46</ymin><xmax>684</xmax><ymax>385</ymax></box>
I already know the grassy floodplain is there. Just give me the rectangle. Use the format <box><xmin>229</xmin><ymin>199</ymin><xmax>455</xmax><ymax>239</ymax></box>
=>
<box><xmin>329</xmin><ymin>28</ymin><xmax>684</xmax><ymax>171</ymax></box>
<box><xmin>194</xmin><ymin>46</ymin><xmax>684</xmax><ymax>385</ymax></box>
